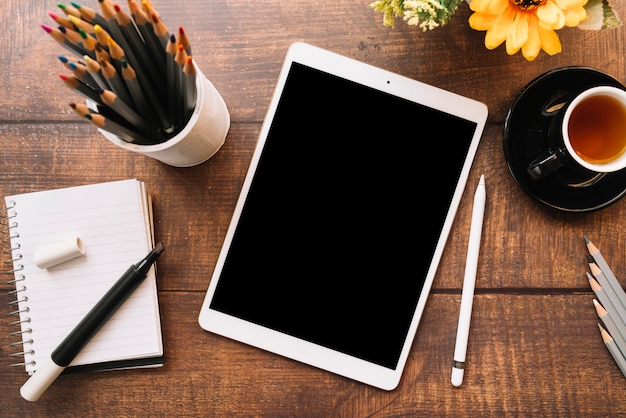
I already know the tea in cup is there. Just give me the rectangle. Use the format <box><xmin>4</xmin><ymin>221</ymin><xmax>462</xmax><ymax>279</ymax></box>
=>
<box><xmin>527</xmin><ymin>86</ymin><xmax>626</xmax><ymax>180</ymax></box>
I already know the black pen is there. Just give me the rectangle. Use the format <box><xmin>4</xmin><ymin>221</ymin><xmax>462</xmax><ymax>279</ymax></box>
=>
<box><xmin>20</xmin><ymin>242</ymin><xmax>164</xmax><ymax>402</ymax></box>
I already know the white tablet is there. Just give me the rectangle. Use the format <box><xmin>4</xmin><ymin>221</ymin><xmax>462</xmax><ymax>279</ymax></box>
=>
<box><xmin>199</xmin><ymin>42</ymin><xmax>488</xmax><ymax>390</ymax></box>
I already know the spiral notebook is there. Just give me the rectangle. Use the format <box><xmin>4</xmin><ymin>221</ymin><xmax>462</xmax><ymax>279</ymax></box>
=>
<box><xmin>2</xmin><ymin>179</ymin><xmax>164</xmax><ymax>375</ymax></box>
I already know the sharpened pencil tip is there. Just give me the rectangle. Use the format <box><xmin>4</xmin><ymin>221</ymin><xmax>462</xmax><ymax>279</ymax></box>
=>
<box><xmin>598</xmin><ymin>323</ymin><xmax>613</xmax><ymax>343</ymax></box>
<box><xmin>583</xmin><ymin>235</ymin><xmax>590</xmax><ymax>244</ymax></box>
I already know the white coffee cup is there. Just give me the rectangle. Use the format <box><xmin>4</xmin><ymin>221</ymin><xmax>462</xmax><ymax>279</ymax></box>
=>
<box><xmin>527</xmin><ymin>86</ymin><xmax>626</xmax><ymax>180</ymax></box>
<box><xmin>98</xmin><ymin>65</ymin><xmax>230</xmax><ymax>167</ymax></box>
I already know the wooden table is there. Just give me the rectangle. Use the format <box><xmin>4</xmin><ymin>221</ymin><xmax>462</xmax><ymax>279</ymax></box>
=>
<box><xmin>2</xmin><ymin>0</ymin><xmax>626</xmax><ymax>416</ymax></box>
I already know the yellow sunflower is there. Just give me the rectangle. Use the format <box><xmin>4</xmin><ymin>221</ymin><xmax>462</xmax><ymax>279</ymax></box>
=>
<box><xmin>468</xmin><ymin>0</ymin><xmax>588</xmax><ymax>61</ymax></box>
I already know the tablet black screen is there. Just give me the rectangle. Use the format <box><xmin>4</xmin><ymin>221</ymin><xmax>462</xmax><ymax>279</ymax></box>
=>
<box><xmin>209</xmin><ymin>62</ymin><xmax>477</xmax><ymax>369</ymax></box>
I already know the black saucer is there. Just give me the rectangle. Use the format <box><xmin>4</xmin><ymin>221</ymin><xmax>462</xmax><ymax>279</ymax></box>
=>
<box><xmin>503</xmin><ymin>66</ymin><xmax>626</xmax><ymax>212</ymax></box>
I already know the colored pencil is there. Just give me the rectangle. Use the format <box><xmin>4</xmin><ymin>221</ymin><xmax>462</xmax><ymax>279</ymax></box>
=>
<box><xmin>59</xmin><ymin>25</ymin><xmax>84</xmax><ymax>48</ymax></box>
<box><xmin>94</xmin><ymin>43</ymin><xmax>111</xmax><ymax>63</ymax></box>
<box><xmin>68</xmin><ymin>61</ymin><xmax>98</xmax><ymax>88</ymax></box>
<box><xmin>174</xmin><ymin>44</ymin><xmax>189</xmax><ymax>125</ymax></box>
<box><xmin>98</xmin><ymin>0</ymin><xmax>118</xmax><ymax>25</ymax></box>
<box><xmin>78</xmin><ymin>28</ymin><xmax>98</xmax><ymax>52</ymax></box>
<box><xmin>58</xmin><ymin>25</ymin><xmax>96</xmax><ymax>60</ymax></box>
<box><xmin>120</xmin><ymin>58</ymin><xmax>154</xmax><ymax>125</ymax></box>
<box><xmin>598</xmin><ymin>323</ymin><xmax>626</xmax><ymax>378</ymax></box>
<box><xmin>48</xmin><ymin>12</ymin><xmax>73</xmax><ymax>29</ymax></box>
<box><xmin>165</xmin><ymin>34</ymin><xmax>180</xmax><ymax>126</ymax></box>
<box><xmin>83</xmin><ymin>55</ymin><xmax>110</xmax><ymax>90</ymax></box>
<box><xmin>57</xmin><ymin>3</ymin><xmax>82</xmax><ymax>19</ymax></box>
<box><xmin>84</xmin><ymin>113</ymin><xmax>152</xmax><ymax>145</ymax></box>
<box><xmin>71</xmin><ymin>1</ymin><xmax>111</xmax><ymax>31</ymax></box>
<box><xmin>69</xmin><ymin>102</ymin><xmax>91</xmax><ymax>118</ymax></box>
<box><xmin>182</xmin><ymin>56</ymin><xmax>197</xmax><ymax>121</ymax></box>
<box><xmin>585</xmin><ymin>236</ymin><xmax>626</xmax><ymax>314</ymax></box>
<box><xmin>42</xmin><ymin>24</ymin><xmax>85</xmax><ymax>56</ymax></box>
<box><xmin>593</xmin><ymin>299</ymin><xmax>626</xmax><ymax>357</ymax></box>
<box><xmin>150</xmin><ymin>13</ymin><xmax>170</xmax><ymax>48</ymax></box>
<box><xmin>129</xmin><ymin>0</ymin><xmax>165</xmax><ymax>66</ymax></box>
<box><xmin>588</xmin><ymin>258</ymin><xmax>626</xmax><ymax>324</ymax></box>
<box><xmin>93</xmin><ymin>24</ymin><xmax>112</xmax><ymax>50</ymax></box>
<box><xmin>175</xmin><ymin>45</ymin><xmax>189</xmax><ymax>71</ymax></box>
<box><xmin>588</xmin><ymin>273</ymin><xmax>626</xmax><ymax>343</ymax></box>
<box><xmin>99</xmin><ymin>58</ymin><xmax>133</xmax><ymax>106</ymax></box>
<box><xmin>98</xmin><ymin>88</ymin><xmax>154</xmax><ymax>135</ymax></box>
<box><xmin>46</xmin><ymin>0</ymin><xmax>198</xmax><ymax>143</ymax></box>
<box><xmin>106</xmin><ymin>35</ymin><xmax>126</xmax><ymax>63</ymax></box>
<box><xmin>59</xmin><ymin>74</ymin><xmax>101</xmax><ymax>103</ymax></box>
<box><xmin>141</xmin><ymin>0</ymin><xmax>157</xmax><ymax>16</ymax></box>
<box><xmin>69</xmin><ymin>14</ymin><xmax>95</xmax><ymax>34</ymax></box>
<box><xmin>71</xmin><ymin>99</ymin><xmax>133</xmax><ymax>131</ymax></box>
<box><xmin>57</xmin><ymin>55</ymin><xmax>84</xmax><ymax>71</ymax></box>
<box><xmin>42</xmin><ymin>24</ymin><xmax>69</xmax><ymax>44</ymax></box>
<box><xmin>107</xmin><ymin>30</ymin><xmax>159</xmax><ymax>115</ymax></box>
<box><xmin>114</xmin><ymin>3</ymin><xmax>164</xmax><ymax>89</ymax></box>
<box><xmin>178</xmin><ymin>27</ymin><xmax>192</xmax><ymax>56</ymax></box>
<box><xmin>99</xmin><ymin>0</ymin><xmax>138</xmax><ymax>72</ymax></box>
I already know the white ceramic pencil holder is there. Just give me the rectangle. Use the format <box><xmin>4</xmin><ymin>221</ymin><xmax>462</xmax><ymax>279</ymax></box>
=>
<box><xmin>98</xmin><ymin>66</ymin><xmax>230</xmax><ymax>167</ymax></box>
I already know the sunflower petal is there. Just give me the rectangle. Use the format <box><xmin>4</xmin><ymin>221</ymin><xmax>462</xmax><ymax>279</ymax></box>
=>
<box><xmin>509</xmin><ymin>12</ymin><xmax>529</xmax><ymax>50</ymax></box>
<box><xmin>484</xmin><ymin>9</ymin><xmax>516</xmax><ymax>49</ymax></box>
<box><xmin>537</xmin><ymin>1</ymin><xmax>566</xmax><ymax>29</ymax></box>
<box><xmin>538</xmin><ymin>25</ymin><xmax>562</xmax><ymax>55</ymax></box>
<box><xmin>470</xmin><ymin>0</ymin><xmax>509</xmax><ymax>15</ymax></box>
<box><xmin>486</xmin><ymin>0</ymin><xmax>509</xmax><ymax>15</ymax></box>
<box><xmin>469</xmin><ymin>12</ymin><xmax>499</xmax><ymax>31</ymax></box>
<box><xmin>505</xmin><ymin>38</ymin><xmax>521</xmax><ymax>56</ymax></box>
<box><xmin>563</xmin><ymin>7</ymin><xmax>587</xmax><ymax>26</ymax></box>
<box><xmin>521</xmin><ymin>18</ymin><xmax>542</xmax><ymax>61</ymax></box>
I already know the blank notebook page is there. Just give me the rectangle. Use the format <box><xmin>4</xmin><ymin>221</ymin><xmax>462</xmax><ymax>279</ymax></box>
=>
<box><xmin>4</xmin><ymin>179</ymin><xmax>163</xmax><ymax>374</ymax></box>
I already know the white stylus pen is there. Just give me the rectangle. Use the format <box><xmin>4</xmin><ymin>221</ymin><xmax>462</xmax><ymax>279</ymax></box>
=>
<box><xmin>451</xmin><ymin>174</ymin><xmax>486</xmax><ymax>387</ymax></box>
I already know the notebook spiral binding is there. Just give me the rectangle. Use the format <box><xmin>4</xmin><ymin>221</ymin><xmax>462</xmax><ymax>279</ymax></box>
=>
<box><xmin>2</xmin><ymin>200</ymin><xmax>35</xmax><ymax>368</ymax></box>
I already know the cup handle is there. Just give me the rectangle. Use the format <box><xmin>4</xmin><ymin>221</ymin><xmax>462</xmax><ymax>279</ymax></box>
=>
<box><xmin>526</xmin><ymin>148</ymin><xmax>568</xmax><ymax>180</ymax></box>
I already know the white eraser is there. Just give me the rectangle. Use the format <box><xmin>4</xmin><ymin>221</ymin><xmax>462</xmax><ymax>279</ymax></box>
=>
<box><xmin>33</xmin><ymin>236</ymin><xmax>86</xmax><ymax>269</ymax></box>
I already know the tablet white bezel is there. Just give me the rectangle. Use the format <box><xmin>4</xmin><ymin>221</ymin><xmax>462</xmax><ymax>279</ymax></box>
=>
<box><xmin>199</xmin><ymin>42</ymin><xmax>488</xmax><ymax>390</ymax></box>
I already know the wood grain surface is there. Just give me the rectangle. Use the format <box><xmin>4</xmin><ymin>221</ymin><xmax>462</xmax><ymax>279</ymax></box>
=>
<box><xmin>1</xmin><ymin>0</ymin><xmax>626</xmax><ymax>416</ymax></box>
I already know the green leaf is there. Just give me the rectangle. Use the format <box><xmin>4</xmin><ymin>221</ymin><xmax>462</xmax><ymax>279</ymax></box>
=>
<box><xmin>578</xmin><ymin>0</ymin><xmax>622</xmax><ymax>30</ymax></box>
